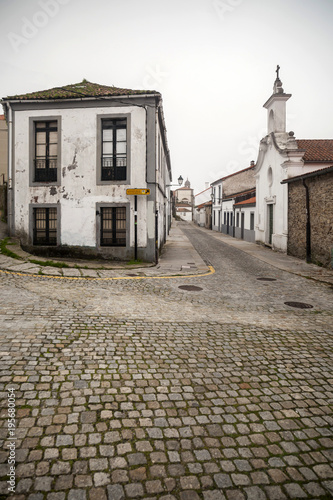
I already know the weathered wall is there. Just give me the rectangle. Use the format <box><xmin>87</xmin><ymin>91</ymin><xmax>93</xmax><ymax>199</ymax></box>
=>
<box><xmin>13</xmin><ymin>106</ymin><xmax>146</xmax><ymax>253</ymax></box>
<box><xmin>288</xmin><ymin>171</ymin><xmax>333</xmax><ymax>267</ymax></box>
<box><xmin>223</xmin><ymin>167</ymin><xmax>255</xmax><ymax>198</ymax></box>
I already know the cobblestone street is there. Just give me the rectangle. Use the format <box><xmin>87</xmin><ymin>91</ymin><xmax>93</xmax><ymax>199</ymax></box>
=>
<box><xmin>0</xmin><ymin>223</ymin><xmax>332</xmax><ymax>500</ymax></box>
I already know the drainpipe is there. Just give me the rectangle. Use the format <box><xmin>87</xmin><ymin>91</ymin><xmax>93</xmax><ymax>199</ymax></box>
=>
<box><xmin>302</xmin><ymin>179</ymin><xmax>311</xmax><ymax>263</ymax></box>
<box><xmin>6</xmin><ymin>102</ymin><xmax>13</xmax><ymax>235</ymax></box>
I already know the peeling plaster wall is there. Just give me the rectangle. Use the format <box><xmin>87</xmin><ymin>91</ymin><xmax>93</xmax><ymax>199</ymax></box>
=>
<box><xmin>13</xmin><ymin>105</ymin><xmax>149</xmax><ymax>251</ymax></box>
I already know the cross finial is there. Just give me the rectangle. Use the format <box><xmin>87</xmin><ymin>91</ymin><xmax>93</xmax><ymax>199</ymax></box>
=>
<box><xmin>276</xmin><ymin>65</ymin><xmax>280</xmax><ymax>79</ymax></box>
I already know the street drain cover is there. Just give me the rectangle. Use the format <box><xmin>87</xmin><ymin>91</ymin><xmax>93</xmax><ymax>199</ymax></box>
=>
<box><xmin>126</xmin><ymin>274</ymin><xmax>137</xmax><ymax>277</ymax></box>
<box><xmin>284</xmin><ymin>301</ymin><xmax>313</xmax><ymax>309</ymax></box>
<box><xmin>257</xmin><ymin>278</ymin><xmax>277</xmax><ymax>281</ymax></box>
<box><xmin>178</xmin><ymin>285</ymin><xmax>203</xmax><ymax>292</ymax></box>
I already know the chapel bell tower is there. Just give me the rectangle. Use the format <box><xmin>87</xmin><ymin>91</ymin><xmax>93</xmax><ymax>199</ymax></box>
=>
<box><xmin>263</xmin><ymin>66</ymin><xmax>291</xmax><ymax>134</ymax></box>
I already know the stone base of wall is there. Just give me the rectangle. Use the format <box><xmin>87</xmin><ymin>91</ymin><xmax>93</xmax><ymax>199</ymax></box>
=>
<box><xmin>288</xmin><ymin>171</ymin><xmax>333</xmax><ymax>267</ymax></box>
<box><xmin>22</xmin><ymin>243</ymin><xmax>154</xmax><ymax>263</ymax></box>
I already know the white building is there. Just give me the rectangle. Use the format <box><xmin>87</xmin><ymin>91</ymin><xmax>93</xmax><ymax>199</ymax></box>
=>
<box><xmin>254</xmin><ymin>68</ymin><xmax>333</xmax><ymax>252</ymax></box>
<box><xmin>193</xmin><ymin>184</ymin><xmax>211</xmax><ymax>226</ymax></box>
<box><xmin>1</xmin><ymin>80</ymin><xmax>172</xmax><ymax>262</ymax></box>
<box><xmin>211</xmin><ymin>179</ymin><xmax>222</xmax><ymax>231</ymax></box>
<box><xmin>211</xmin><ymin>163</ymin><xmax>256</xmax><ymax>242</ymax></box>
<box><xmin>174</xmin><ymin>179</ymin><xmax>193</xmax><ymax>221</ymax></box>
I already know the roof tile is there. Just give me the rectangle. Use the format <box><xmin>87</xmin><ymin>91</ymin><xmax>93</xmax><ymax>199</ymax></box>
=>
<box><xmin>297</xmin><ymin>140</ymin><xmax>333</xmax><ymax>162</ymax></box>
<box><xmin>3</xmin><ymin>80</ymin><xmax>159</xmax><ymax>101</ymax></box>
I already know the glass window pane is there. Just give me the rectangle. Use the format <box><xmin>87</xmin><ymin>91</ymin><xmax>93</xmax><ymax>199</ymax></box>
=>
<box><xmin>49</xmin><ymin>131</ymin><xmax>58</xmax><ymax>143</ymax></box>
<box><xmin>103</xmin><ymin>129</ymin><xmax>113</xmax><ymax>141</ymax></box>
<box><xmin>103</xmin><ymin>143</ymin><xmax>113</xmax><ymax>155</ymax></box>
<box><xmin>36</xmin><ymin>132</ymin><xmax>46</xmax><ymax>144</ymax></box>
<box><xmin>49</xmin><ymin>144</ymin><xmax>57</xmax><ymax>157</ymax></box>
<box><xmin>117</xmin><ymin>143</ymin><xmax>126</xmax><ymax>154</ymax></box>
<box><xmin>36</xmin><ymin>122</ymin><xmax>46</xmax><ymax>129</ymax></box>
<box><xmin>117</xmin><ymin>129</ymin><xmax>126</xmax><ymax>141</ymax></box>
<box><xmin>49</xmin><ymin>121</ymin><xmax>57</xmax><ymax>129</ymax></box>
<box><xmin>36</xmin><ymin>145</ymin><xmax>46</xmax><ymax>157</ymax></box>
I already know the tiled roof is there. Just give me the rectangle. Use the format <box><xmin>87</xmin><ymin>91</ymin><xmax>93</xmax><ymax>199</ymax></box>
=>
<box><xmin>176</xmin><ymin>207</ymin><xmax>191</xmax><ymax>212</ymax></box>
<box><xmin>297</xmin><ymin>140</ymin><xmax>333</xmax><ymax>162</ymax></box>
<box><xmin>3</xmin><ymin>80</ymin><xmax>159</xmax><ymax>101</ymax></box>
<box><xmin>196</xmin><ymin>201</ymin><xmax>212</xmax><ymax>209</ymax></box>
<box><xmin>223</xmin><ymin>188</ymin><xmax>256</xmax><ymax>200</ymax></box>
<box><xmin>234</xmin><ymin>196</ymin><xmax>256</xmax><ymax>206</ymax></box>
<box><xmin>0</xmin><ymin>115</ymin><xmax>4</xmax><ymax>120</ymax></box>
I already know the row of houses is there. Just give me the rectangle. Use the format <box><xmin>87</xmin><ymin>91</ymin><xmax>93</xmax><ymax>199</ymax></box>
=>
<box><xmin>194</xmin><ymin>69</ymin><xmax>333</xmax><ymax>268</ymax></box>
<box><xmin>0</xmin><ymin>80</ymin><xmax>173</xmax><ymax>263</ymax></box>
<box><xmin>1</xmin><ymin>70</ymin><xmax>332</xmax><ymax>267</ymax></box>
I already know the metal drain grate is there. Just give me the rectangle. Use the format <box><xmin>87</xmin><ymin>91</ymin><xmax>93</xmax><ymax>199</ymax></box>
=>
<box><xmin>126</xmin><ymin>274</ymin><xmax>137</xmax><ymax>277</ymax></box>
<box><xmin>178</xmin><ymin>285</ymin><xmax>203</xmax><ymax>292</ymax></box>
<box><xmin>257</xmin><ymin>278</ymin><xmax>277</xmax><ymax>281</ymax></box>
<box><xmin>257</xmin><ymin>278</ymin><xmax>276</xmax><ymax>281</ymax></box>
<box><xmin>284</xmin><ymin>301</ymin><xmax>313</xmax><ymax>309</ymax></box>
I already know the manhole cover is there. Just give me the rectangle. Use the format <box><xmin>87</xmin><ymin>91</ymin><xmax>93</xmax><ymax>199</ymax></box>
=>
<box><xmin>178</xmin><ymin>285</ymin><xmax>203</xmax><ymax>292</ymax></box>
<box><xmin>257</xmin><ymin>278</ymin><xmax>277</xmax><ymax>281</ymax></box>
<box><xmin>284</xmin><ymin>301</ymin><xmax>313</xmax><ymax>309</ymax></box>
<box><xmin>126</xmin><ymin>273</ymin><xmax>137</xmax><ymax>277</ymax></box>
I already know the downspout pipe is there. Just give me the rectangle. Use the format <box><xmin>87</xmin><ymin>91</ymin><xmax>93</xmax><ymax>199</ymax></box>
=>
<box><xmin>302</xmin><ymin>178</ymin><xmax>311</xmax><ymax>263</ymax></box>
<box><xmin>6</xmin><ymin>102</ymin><xmax>13</xmax><ymax>235</ymax></box>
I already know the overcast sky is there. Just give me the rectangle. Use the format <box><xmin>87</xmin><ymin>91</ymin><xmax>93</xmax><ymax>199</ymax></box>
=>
<box><xmin>1</xmin><ymin>0</ymin><xmax>332</xmax><ymax>194</ymax></box>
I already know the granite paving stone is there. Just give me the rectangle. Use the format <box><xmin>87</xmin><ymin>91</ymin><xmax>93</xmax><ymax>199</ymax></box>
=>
<box><xmin>0</xmin><ymin>222</ymin><xmax>332</xmax><ymax>499</ymax></box>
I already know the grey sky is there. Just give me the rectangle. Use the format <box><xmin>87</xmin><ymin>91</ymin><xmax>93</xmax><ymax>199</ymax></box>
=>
<box><xmin>1</xmin><ymin>0</ymin><xmax>332</xmax><ymax>194</ymax></box>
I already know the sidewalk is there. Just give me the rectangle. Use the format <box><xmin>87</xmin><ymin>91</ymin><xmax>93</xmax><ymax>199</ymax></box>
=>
<box><xmin>0</xmin><ymin>220</ymin><xmax>209</xmax><ymax>279</ymax></box>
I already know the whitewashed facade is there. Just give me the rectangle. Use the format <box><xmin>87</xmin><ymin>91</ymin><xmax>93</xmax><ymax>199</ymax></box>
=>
<box><xmin>2</xmin><ymin>81</ymin><xmax>172</xmax><ymax>262</ymax></box>
<box><xmin>254</xmin><ymin>69</ymin><xmax>327</xmax><ymax>252</ymax></box>
<box><xmin>174</xmin><ymin>180</ymin><xmax>193</xmax><ymax>221</ymax></box>
<box><xmin>193</xmin><ymin>185</ymin><xmax>211</xmax><ymax>227</ymax></box>
<box><xmin>211</xmin><ymin>179</ymin><xmax>222</xmax><ymax>231</ymax></box>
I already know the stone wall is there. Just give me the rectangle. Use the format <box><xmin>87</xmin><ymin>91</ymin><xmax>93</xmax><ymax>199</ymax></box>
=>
<box><xmin>288</xmin><ymin>171</ymin><xmax>333</xmax><ymax>267</ymax></box>
<box><xmin>223</xmin><ymin>166</ymin><xmax>255</xmax><ymax>198</ymax></box>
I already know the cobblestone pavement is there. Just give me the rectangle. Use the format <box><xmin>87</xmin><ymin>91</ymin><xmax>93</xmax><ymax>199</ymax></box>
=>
<box><xmin>0</xmin><ymin>223</ymin><xmax>332</xmax><ymax>500</ymax></box>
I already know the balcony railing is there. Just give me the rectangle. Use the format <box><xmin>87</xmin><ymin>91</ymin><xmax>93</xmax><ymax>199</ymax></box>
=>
<box><xmin>34</xmin><ymin>158</ymin><xmax>57</xmax><ymax>182</ymax></box>
<box><xmin>101</xmin><ymin>156</ymin><xmax>126</xmax><ymax>181</ymax></box>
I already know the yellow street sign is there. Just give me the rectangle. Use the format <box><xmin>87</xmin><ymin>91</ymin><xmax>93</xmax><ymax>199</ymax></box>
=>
<box><xmin>126</xmin><ymin>189</ymin><xmax>150</xmax><ymax>195</ymax></box>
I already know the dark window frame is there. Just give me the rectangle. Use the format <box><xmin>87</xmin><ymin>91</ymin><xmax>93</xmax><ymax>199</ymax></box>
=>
<box><xmin>34</xmin><ymin>121</ymin><xmax>58</xmax><ymax>182</ymax></box>
<box><xmin>100</xmin><ymin>206</ymin><xmax>127</xmax><ymax>247</ymax></box>
<box><xmin>101</xmin><ymin>118</ymin><xmax>127</xmax><ymax>181</ymax></box>
<box><xmin>96</xmin><ymin>113</ymin><xmax>131</xmax><ymax>185</ymax></box>
<box><xmin>33</xmin><ymin>206</ymin><xmax>58</xmax><ymax>246</ymax></box>
<box><xmin>29</xmin><ymin>116</ymin><xmax>61</xmax><ymax>186</ymax></box>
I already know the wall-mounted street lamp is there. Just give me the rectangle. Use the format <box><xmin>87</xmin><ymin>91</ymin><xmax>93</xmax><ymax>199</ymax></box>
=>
<box><xmin>167</xmin><ymin>175</ymin><xmax>183</xmax><ymax>187</ymax></box>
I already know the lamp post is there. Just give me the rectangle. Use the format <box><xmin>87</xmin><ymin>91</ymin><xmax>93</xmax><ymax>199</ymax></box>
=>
<box><xmin>167</xmin><ymin>175</ymin><xmax>183</xmax><ymax>188</ymax></box>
